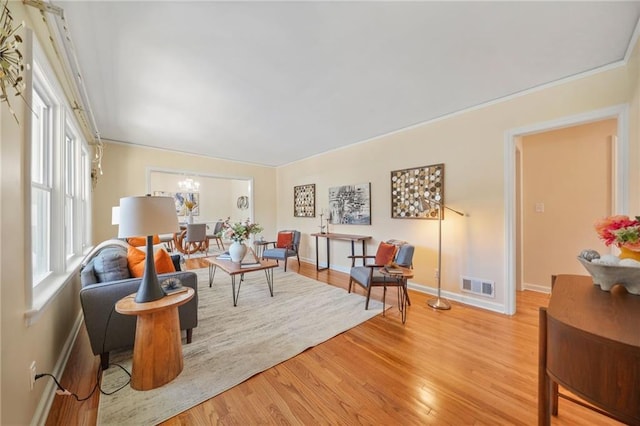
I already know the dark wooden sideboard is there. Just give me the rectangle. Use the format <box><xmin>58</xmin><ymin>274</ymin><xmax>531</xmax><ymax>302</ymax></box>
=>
<box><xmin>538</xmin><ymin>274</ymin><xmax>640</xmax><ymax>425</ymax></box>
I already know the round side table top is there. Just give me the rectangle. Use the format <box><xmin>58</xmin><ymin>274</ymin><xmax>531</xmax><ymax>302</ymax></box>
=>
<box><xmin>379</xmin><ymin>266</ymin><xmax>414</xmax><ymax>279</ymax></box>
<box><xmin>116</xmin><ymin>287</ymin><xmax>194</xmax><ymax>316</ymax></box>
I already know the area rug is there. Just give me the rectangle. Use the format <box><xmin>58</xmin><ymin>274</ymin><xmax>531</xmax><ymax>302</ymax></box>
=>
<box><xmin>97</xmin><ymin>267</ymin><xmax>384</xmax><ymax>425</ymax></box>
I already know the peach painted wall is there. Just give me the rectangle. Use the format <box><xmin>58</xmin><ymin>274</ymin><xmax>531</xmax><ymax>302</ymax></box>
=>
<box><xmin>2</xmin><ymin>2</ymin><xmax>640</xmax><ymax>422</ymax></box>
<box><xmin>276</xmin><ymin>63</ymin><xmax>639</xmax><ymax>312</ymax></box>
<box><xmin>1</xmin><ymin>4</ymin><xmax>87</xmax><ymax>425</ymax></box>
<box><xmin>92</xmin><ymin>142</ymin><xmax>277</xmax><ymax>245</ymax></box>
<box><xmin>521</xmin><ymin>119</ymin><xmax>617</xmax><ymax>289</ymax></box>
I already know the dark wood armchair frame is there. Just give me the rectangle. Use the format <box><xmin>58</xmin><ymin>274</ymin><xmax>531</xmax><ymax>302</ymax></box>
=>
<box><xmin>262</xmin><ymin>231</ymin><xmax>301</xmax><ymax>272</ymax></box>
<box><xmin>347</xmin><ymin>254</ymin><xmax>413</xmax><ymax>311</ymax></box>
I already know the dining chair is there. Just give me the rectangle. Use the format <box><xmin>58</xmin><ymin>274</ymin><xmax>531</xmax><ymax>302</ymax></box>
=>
<box><xmin>206</xmin><ymin>221</ymin><xmax>225</xmax><ymax>250</ymax></box>
<box><xmin>179</xmin><ymin>223</ymin><xmax>208</xmax><ymax>258</ymax></box>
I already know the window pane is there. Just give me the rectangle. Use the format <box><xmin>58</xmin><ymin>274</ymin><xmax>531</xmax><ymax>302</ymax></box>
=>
<box><xmin>31</xmin><ymin>89</ymin><xmax>48</xmax><ymax>186</ymax></box>
<box><xmin>65</xmin><ymin>131</ymin><xmax>76</xmax><ymax>257</ymax></box>
<box><xmin>81</xmin><ymin>149</ymin><xmax>90</xmax><ymax>249</ymax></box>
<box><xmin>65</xmin><ymin>133</ymin><xmax>75</xmax><ymax>196</ymax></box>
<box><xmin>65</xmin><ymin>195</ymin><xmax>74</xmax><ymax>257</ymax></box>
<box><xmin>32</xmin><ymin>187</ymin><xmax>51</xmax><ymax>285</ymax></box>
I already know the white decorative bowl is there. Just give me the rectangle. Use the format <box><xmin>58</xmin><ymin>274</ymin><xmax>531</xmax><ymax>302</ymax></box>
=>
<box><xmin>578</xmin><ymin>257</ymin><xmax>640</xmax><ymax>295</ymax></box>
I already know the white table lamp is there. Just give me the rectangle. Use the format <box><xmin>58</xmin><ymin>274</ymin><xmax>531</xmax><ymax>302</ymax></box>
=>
<box><xmin>118</xmin><ymin>195</ymin><xmax>179</xmax><ymax>303</ymax></box>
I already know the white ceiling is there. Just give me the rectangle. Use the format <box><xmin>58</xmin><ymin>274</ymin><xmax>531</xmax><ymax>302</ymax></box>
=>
<box><xmin>58</xmin><ymin>1</ymin><xmax>640</xmax><ymax>167</ymax></box>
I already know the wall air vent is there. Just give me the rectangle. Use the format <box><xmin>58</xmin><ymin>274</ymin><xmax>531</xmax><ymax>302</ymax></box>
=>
<box><xmin>461</xmin><ymin>276</ymin><xmax>495</xmax><ymax>298</ymax></box>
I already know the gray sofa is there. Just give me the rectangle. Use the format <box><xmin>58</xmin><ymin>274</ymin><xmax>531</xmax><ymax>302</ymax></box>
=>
<box><xmin>79</xmin><ymin>239</ymin><xmax>198</xmax><ymax>369</ymax></box>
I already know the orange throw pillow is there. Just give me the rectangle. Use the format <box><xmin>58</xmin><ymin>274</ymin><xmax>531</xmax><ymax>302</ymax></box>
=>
<box><xmin>154</xmin><ymin>248</ymin><xmax>176</xmax><ymax>274</ymax></box>
<box><xmin>276</xmin><ymin>232</ymin><xmax>293</xmax><ymax>248</ymax></box>
<box><xmin>127</xmin><ymin>245</ymin><xmax>176</xmax><ymax>278</ymax></box>
<box><xmin>375</xmin><ymin>242</ymin><xmax>397</xmax><ymax>265</ymax></box>
<box><xmin>127</xmin><ymin>235</ymin><xmax>161</xmax><ymax>247</ymax></box>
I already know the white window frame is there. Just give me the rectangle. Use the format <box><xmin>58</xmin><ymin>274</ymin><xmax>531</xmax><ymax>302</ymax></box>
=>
<box><xmin>80</xmin><ymin>145</ymin><xmax>92</xmax><ymax>250</ymax></box>
<box><xmin>30</xmin><ymin>79</ymin><xmax>54</xmax><ymax>286</ymax></box>
<box><xmin>64</xmin><ymin>126</ymin><xmax>77</xmax><ymax>259</ymax></box>
<box><xmin>25</xmin><ymin>32</ymin><xmax>93</xmax><ymax>325</ymax></box>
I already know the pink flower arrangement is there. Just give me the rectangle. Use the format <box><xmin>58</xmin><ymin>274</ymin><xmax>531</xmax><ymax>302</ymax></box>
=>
<box><xmin>594</xmin><ymin>215</ymin><xmax>640</xmax><ymax>252</ymax></box>
<box><xmin>219</xmin><ymin>218</ymin><xmax>263</xmax><ymax>243</ymax></box>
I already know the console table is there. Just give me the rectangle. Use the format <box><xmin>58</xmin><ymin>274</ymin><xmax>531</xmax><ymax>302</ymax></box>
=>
<box><xmin>310</xmin><ymin>233</ymin><xmax>371</xmax><ymax>271</ymax></box>
<box><xmin>538</xmin><ymin>274</ymin><xmax>640</xmax><ymax>425</ymax></box>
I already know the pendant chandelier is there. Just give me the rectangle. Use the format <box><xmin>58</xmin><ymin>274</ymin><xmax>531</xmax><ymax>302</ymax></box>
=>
<box><xmin>178</xmin><ymin>177</ymin><xmax>200</xmax><ymax>192</ymax></box>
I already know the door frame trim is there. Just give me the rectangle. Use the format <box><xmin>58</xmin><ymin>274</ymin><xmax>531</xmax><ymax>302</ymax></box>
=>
<box><xmin>503</xmin><ymin>104</ymin><xmax>629</xmax><ymax>315</ymax></box>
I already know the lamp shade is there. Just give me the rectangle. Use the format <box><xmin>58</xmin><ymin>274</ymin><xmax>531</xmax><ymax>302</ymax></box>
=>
<box><xmin>118</xmin><ymin>196</ymin><xmax>179</xmax><ymax>238</ymax></box>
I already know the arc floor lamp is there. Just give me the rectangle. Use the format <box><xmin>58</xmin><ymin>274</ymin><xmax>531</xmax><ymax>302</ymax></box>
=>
<box><xmin>428</xmin><ymin>200</ymin><xmax>465</xmax><ymax>310</ymax></box>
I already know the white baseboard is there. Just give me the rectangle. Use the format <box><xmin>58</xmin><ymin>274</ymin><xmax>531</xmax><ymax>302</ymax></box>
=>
<box><xmin>407</xmin><ymin>282</ymin><xmax>508</xmax><ymax>314</ymax></box>
<box><xmin>298</xmin><ymin>258</ymin><xmax>512</xmax><ymax>314</ymax></box>
<box><xmin>522</xmin><ymin>282</ymin><xmax>551</xmax><ymax>294</ymax></box>
<box><xmin>30</xmin><ymin>312</ymin><xmax>84</xmax><ymax>426</ymax></box>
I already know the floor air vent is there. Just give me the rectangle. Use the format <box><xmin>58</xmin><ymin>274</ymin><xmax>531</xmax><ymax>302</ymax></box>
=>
<box><xmin>461</xmin><ymin>276</ymin><xmax>495</xmax><ymax>298</ymax></box>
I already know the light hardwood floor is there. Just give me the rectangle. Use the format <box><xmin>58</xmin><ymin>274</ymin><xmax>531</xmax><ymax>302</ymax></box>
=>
<box><xmin>46</xmin><ymin>259</ymin><xmax>622</xmax><ymax>425</ymax></box>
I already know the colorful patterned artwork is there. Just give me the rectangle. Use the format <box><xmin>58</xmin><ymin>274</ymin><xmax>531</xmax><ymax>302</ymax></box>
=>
<box><xmin>294</xmin><ymin>184</ymin><xmax>315</xmax><ymax>217</ymax></box>
<box><xmin>153</xmin><ymin>191</ymin><xmax>199</xmax><ymax>216</ymax></box>
<box><xmin>391</xmin><ymin>163</ymin><xmax>444</xmax><ymax>219</ymax></box>
<box><xmin>328</xmin><ymin>183</ymin><xmax>371</xmax><ymax>225</ymax></box>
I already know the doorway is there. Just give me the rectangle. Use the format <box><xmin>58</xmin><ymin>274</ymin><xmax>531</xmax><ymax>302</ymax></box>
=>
<box><xmin>146</xmin><ymin>167</ymin><xmax>254</xmax><ymax>224</ymax></box>
<box><xmin>504</xmin><ymin>105</ymin><xmax>629</xmax><ymax>315</ymax></box>
<box><xmin>518</xmin><ymin>119</ymin><xmax>616</xmax><ymax>293</ymax></box>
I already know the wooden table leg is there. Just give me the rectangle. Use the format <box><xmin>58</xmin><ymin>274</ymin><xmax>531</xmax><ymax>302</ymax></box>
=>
<box><xmin>538</xmin><ymin>308</ymin><xmax>551</xmax><ymax>426</ymax></box>
<box><xmin>131</xmin><ymin>307</ymin><xmax>183</xmax><ymax>390</ymax></box>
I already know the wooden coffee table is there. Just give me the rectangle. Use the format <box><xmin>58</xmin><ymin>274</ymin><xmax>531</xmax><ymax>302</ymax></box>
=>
<box><xmin>205</xmin><ymin>254</ymin><xmax>278</xmax><ymax>306</ymax></box>
<box><xmin>115</xmin><ymin>288</ymin><xmax>194</xmax><ymax>390</ymax></box>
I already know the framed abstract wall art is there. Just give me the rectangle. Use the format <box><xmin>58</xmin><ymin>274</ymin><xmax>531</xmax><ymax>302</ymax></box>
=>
<box><xmin>328</xmin><ymin>183</ymin><xmax>371</xmax><ymax>225</ymax></box>
<box><xmin>294</xmin><ymin>184</ymin><xmax>316</xmax><ymax>217</ymax></box>
<box><xmin>391</xmin><ymin>163</ymin><xmax>444</xmax><ymax>219</ymax></box>
<box><xmin>174</xmin><ymin>192</ymin><xmax>200</xmax><ymax>216</ymax></box>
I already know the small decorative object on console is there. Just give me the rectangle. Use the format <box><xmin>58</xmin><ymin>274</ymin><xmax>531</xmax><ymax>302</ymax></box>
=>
<box><xmin>594</xmin><ymin>215</ymin><xmax>640</xmax><ymax>260</ymax></box>
<box><xmin>579</xmin><ymin>249</ymin><xmax>600</xmax><ymax>262</ymax></box>
<box><xmin>576</xmin><ymin>214</ymin><xmax>640</xmax><ymax>295</ymax></box>
<box><xmin>577</xmin><ymin>255</ymin><xmax>640</xmax><ymax>295</ymax></box>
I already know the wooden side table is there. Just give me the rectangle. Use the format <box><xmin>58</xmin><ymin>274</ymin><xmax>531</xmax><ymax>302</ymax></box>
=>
<box><xmin>115</xmin><ymin>288</ymin><xmax>194</xmax><ymax>390</ymax></box>
<box><xmin>379</xmin><ymin>267</ymin><xmax>414</xmax><ymax>324</ymax></box>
